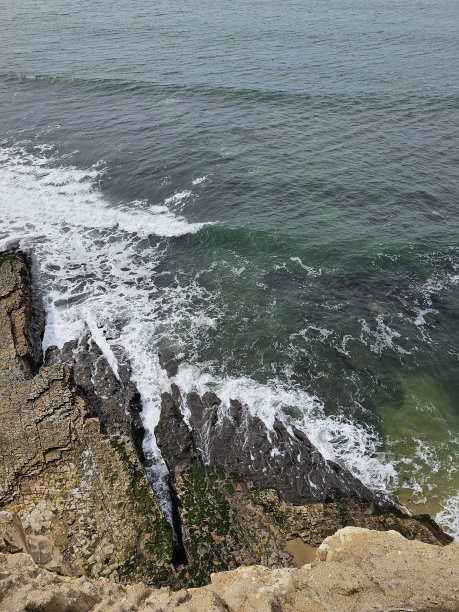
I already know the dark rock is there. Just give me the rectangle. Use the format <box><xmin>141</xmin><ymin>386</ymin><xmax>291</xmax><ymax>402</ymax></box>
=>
<box><xmin>157</xmin><ymin>387</ymin><xmax>381</xmax><ymax>506</ymax></box>
<box><xmin>156</xmin><ymin>384</ymin><xmax>202</xmax><ymax>470</ymax></box>
<box><xmin>158</xmin><ymin>348</ymin><xmax>180</xmax><ymax>378</ymax></box>
<box><xmin>45</xmin><ymin>332</ymin><xmax>145</xmax><ymax>459</ymax></box>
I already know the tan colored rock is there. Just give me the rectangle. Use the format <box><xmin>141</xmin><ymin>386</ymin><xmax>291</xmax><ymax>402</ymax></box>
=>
<box><xmin>0</xmin><ymin>527</ymin><xmax>458</xmax><ymax>611</ymax></box>
<box><xmin>0</xmin><ymin>252</ymin><xmax>174</xmax><ymax>584</ymax></box>
<box><xmin>0</xmin><ymin>511</ymin><xmax>30</xmax><ymax>554</ymax></box>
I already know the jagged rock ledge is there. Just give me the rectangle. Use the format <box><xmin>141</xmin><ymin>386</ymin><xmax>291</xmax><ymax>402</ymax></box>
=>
<box><xmin>0</xmin><ymin>250</ymin><xmax>174</xmax><ymax>583</ymax></box>
<box><xmin>155</xmin><ymin>371</ymin><xmax>452</xmax><ymax>584</ymax></box>
<box><xmin>1</xmin><ymin>524</ymin><xmax>458</xmax><ymax>611</ymax></box>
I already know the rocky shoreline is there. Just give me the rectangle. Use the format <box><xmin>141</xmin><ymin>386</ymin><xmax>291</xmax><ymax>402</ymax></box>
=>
<box><xmin>0</xmin><ymin>248</ymin><xmax>457</xmax><ymax>610</ymax></box>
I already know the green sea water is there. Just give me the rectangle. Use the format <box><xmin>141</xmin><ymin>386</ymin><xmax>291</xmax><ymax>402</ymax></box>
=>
<box><xmin>1</xmin><ymin>0</ymin><xmax>458</xmax><ymax>534</ymax></box>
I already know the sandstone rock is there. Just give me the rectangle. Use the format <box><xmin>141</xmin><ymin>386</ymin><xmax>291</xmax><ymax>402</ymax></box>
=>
<box><xmin>0</xmin><ymin>252</ymin><xmax>174</xmax><ymax>585</ymax></box>
<box><xmin>0</xmin><ymin>249</ymin><xmax>453</xmax><ymax>595</ymax></box>
<box><xmin>0</xmin><ymin>527</ymin><xmax>458</xmax><ymax>611</ymax></box>
<box><xmin>0</xmin><ymin>251</ymin><xmax>43</xmax><ymax>387</ymax></box>
<box><xmin>0</xmin><ymin>511</ymin><xmax>29</xmax><ymax>554</ymax></box>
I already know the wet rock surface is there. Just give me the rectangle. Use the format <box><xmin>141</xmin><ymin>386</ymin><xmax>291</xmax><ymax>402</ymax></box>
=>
<box><xmin>45</xmin><ymin>331</ymin><xmax>146</xmax><ymax>457</ymax></box>
<box><xmin>0</xmin><ymin>251</ymin><xmax>174</xmax><ymax>585</ymax></box>
<box><xmin>158</xmin><ymin>385</ymin><xmax>381</xmax><ymax>505</ymax></box>
<box><xmin>155</xmin><ymin>384</ymin><xmax>201</xmax><ymax>471</ymax></box>
<box><xmin>1</xmin><ymin>526</ymin><xmax>458</xmax><ymax>611</ymax></box>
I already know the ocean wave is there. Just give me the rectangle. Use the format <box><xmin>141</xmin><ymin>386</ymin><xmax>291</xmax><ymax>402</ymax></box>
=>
<box><xmin>436</xmin><ymin>493</ymin><xmax>459</xmax><ymax>541</ymax></box>
<box><xmin>0</xmin><ymin>145</ymin><xmax>208</xmax><ymax>238</ymax></box>
<box><xmin>173</xmin><ymin>363</ymin><xmax>398</xmax><ymax>494</ymax></box>
<box><xmin>1</xmin><ymin>71</ymin><xmax>456</xmax><ymax>109</ymax></box>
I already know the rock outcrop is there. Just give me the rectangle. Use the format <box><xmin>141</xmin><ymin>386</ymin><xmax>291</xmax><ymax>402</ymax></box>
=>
<box><xmin>45</xmin><ymin>330</ymin><xmax>146</xmax><ymax>456</ymax></box>
<box><xmin>1</xmin><ymin>526</ymin><xmax>458</xmax><ymax>611</ymax></box>
<box><xmin>171</xmin><ymin>464</ymin><xmax>450</xmax><ymax>586</ymax></box>
<box><xmin>0</xmin><ymin>251</ymin><xmax>174</xmax><ymax>584</ymax></box>
<box><xmin>156</xmin><ymin>363</ymin><xmax>452</xmax><ymax>585</ymax></box>
<box><xmin>157</xmin><ymin>384</ymin><xmax>380</xmax><ymax>506</ymax></box>
<box><xmin>0</xmin><ymin>249</ymin><xmax>454</xmax><ymax>595</ymax></box>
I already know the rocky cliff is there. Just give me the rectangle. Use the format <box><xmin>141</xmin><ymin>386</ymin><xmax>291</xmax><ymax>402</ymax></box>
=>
<box><xmin>1</xmin><ymin>524</ymin><xmax>458</xmax><ymax>611</ymax></box>
<box><xmin>0</xmin><ymin>251</ymin><xmax>174</xmax><ymax>584</ymax></box>
<box><xmin>0</xmin><ymin>248</ymin><xmax>454</xmax><ymax>597</ymax></box>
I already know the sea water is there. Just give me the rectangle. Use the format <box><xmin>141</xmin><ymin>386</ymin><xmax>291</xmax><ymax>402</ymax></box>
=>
<box><xmin>1</xmin><ymin>0</ymin><xmax>458</xmax><ymax>537</ymax></box>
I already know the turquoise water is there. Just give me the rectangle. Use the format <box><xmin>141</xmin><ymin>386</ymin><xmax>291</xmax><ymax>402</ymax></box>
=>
<box><xmin>1</xmin><ymin>0</ymin><xmax>458</xmax><ymax>534</ymax></box>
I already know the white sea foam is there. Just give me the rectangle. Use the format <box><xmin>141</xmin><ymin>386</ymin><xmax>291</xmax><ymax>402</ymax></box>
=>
<box><xmin>0</xmin><ymin>144</ymin><xmax>211</xmax><ymax>519</ymax></box>
<box><xmin>289</xmin><ymin>256</ymin><xmax>322</xmax><ymax>276</ymax></box>
<box><xmin>84</xmin><ymin>312</ymin><xmax>122</xmax><ymax>383</ymax></box>
<box><xmin>1</xmin><ymin>143</ymin><xmax>457</xmax><ymax>539</ymax></box>
<box><xmin>436</xmin><ymin>492</ymin><xmax>459</xmax><ymax>541</ymax></box>
<box><xmin>0</xmin><ymin>146</ymin><xmax>207</xmax><ymax>238</ymax></box>
<box><xmin>173</xmin><ymin>363</ymin><xmax>398</xmax><ymax>493</ymax></box>
<box><xmin>164</xmin><ymin>190</ymin><xmax>192</xmax><ymax>207</ymax></box>
<box><xmin>359</xmin><ymin>315</ymin><xmax>410</xmax><ymax>356</ymax></box>
<box><xmin>192</xmin><ymin>176</ymin><xmax>208</xmax><ymax>186</ymax></box>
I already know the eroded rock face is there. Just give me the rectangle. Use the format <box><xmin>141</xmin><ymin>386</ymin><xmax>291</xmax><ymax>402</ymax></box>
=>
<box><xmin>171</xmin><ymin>465</ymin><xmax>450</xmax><ymax>586</ymax></box>
<box><xmin>0</xmin><ymin>512</ymin><xmax>30</xmax><ymax>555</ymax></box>
<box><xmin>157</xmin><ymin>385</ymin><xmax>380</xmax><ymax>506</ymax></box>
<box><xmin>0</xmin><ymin>527</ymin><xmax>458</xmax><ymax>612</ymax></box>
<box><xmin>0</xmin><ymin>252</ymin><xmax>174</xmax><ymax>584</ymax></box>
<box><xmin>45</xmin><ymin>331</ymin><xmax>146</xmax><ymax>456</ymax></box>
<box><xmin>0</xmin><ymin>251</ymin><xmax>43</xmax><ymax>386</ymax></box>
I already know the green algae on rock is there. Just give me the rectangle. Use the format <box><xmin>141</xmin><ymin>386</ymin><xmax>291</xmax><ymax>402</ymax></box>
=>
<box><xmin>172</xmin><ymin>463</ymin><xmax>451</xmax><ymax>587</ymax></box>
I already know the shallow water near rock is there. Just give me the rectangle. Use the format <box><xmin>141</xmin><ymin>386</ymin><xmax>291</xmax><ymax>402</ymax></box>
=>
<box><xmin>1</xmin><ymin>0</ymin><xmax>458</xmax><ymax>536</ymax></box>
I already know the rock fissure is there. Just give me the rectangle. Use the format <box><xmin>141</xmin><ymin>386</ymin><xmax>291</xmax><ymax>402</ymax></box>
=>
<box><xmin>0</xmin><ymin>249</ymin><xmax>455</xmax><ymax>601</ymax></box>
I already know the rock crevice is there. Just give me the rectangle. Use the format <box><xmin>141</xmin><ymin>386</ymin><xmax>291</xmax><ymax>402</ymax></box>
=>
<box><xmin>0</xmin><ymin>251</ymin><xmax>174</xmax><ymax>584</ymax></box>
<box><xmin>0</xmin><ymin>249</ymin><xmax>453</xmax><ymax>595</ymax></box>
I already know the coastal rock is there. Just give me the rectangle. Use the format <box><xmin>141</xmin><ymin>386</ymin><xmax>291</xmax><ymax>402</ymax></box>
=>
<box><xmin>0</xmin><ymin>250</ymin><xmax>44</xmax><ymax>387</ymax></box>
<box><xmin>173</xmin><ymin>465</ymin><xmax>292</xmax><ymax>586</ymax></box>
<box><xmin>0</xmin><ymin>512</ymin><xmax>30</xmax><ymax>555</ymax></box>
<box><xmin>0</xmin><ymin>252</ymin><xmax>174</xmax><ymax>584</ymax></box>
<box><xmin>156</xmin><ymin>373</ymin><xmax>451</xmax><ymax>585</ymax></box>
<box><xmin>171</xmin><ymin>464</ymin><xmax>449</xmax><ymax>586</ymax></box>
<box><xmin>45</xmin><ymin>330</ymin><xmax>145</xmax><ymax>456</ymax></box>
<box><xmin>157</xmin><ymin>387</ymin><xmax>380</xmax><ymax>505</ymax></box>
<box><xmin>155</xmin><ymin>384</ymin><xmax>202</xmax><ymax>470</ymax></box>
<box><xmin>0</xmin><ymin>527</ymin><xmax>458</xmax><ymax>611</ymax></box>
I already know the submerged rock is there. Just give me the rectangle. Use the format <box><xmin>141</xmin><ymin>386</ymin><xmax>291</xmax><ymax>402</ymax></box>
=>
<box><xmin>0</xmin><ymin>251</ymin><xmax>174</xmax><ymax>585</ymax></box>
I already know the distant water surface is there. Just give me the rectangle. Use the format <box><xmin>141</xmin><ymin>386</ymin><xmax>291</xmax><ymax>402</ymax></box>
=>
<box><xmin>1</xmin><ymin>0</ymin><xmax>458</xmax><ymax>535</ymax></box>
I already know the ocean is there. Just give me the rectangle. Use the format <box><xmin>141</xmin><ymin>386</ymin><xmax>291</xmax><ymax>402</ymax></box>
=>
<box><xmin>1</xmin><ymin>0</ymin><xmax>458</xmax><ymax>537</ymax></box>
